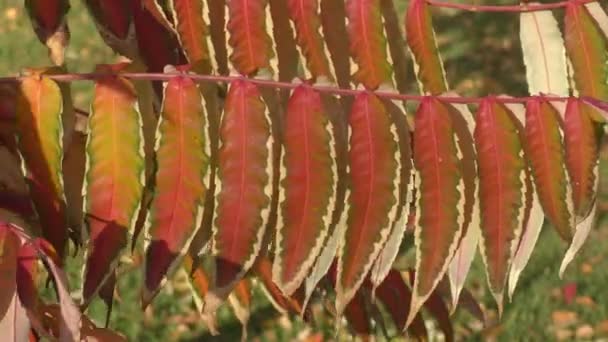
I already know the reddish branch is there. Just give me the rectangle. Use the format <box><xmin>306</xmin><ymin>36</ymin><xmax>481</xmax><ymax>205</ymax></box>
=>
<box><xmin>0</xmin><ymin>72</ymin><xmax>599</xmax><ymax>105</ymax></box>
<box><xmin>426</xmin><ymin>0</ymin><xmax>596</xmax><ymax>13</ymax></box>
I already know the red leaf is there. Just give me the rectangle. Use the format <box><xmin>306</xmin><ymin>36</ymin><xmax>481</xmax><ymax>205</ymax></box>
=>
<box><xmin>374</xmin><ymin>270</ymin><xmax>427</xmax><ymax>338</ymax></box>
<box><xmin>227</xmin><ymin>0</ymin><xmax>275</xmax><ymax>75</ymax></box>
<box><xmin>143</xmin><ymin>74</ymin><xmax>210</xmax><ymax>305</ymax></box>
<box><xmin>132</xmin><ymin>3</ymin><xmax>186</xmax><ymax>73</ymax></box>
<box><xmin>82</xmin><ymin>64</ymin><xmax>144</xmax><ymax>305</ymax></box>
<box><xmin>564</xmin><ymin>2</ymin><xmax>608</xmax><ymax>98</ymax></box>
<box><xmin>268</xmin><ymin>0</ymin><xmax>300</xmax><ymax>83</ymax></box>
<box><xmin>86</xmin><ymin>0</ymin><xmax>132</xmax><ymax>39</ymax></box>
<box><xmin>319</xmin><ymin>0</ymin><xmax>351</xmax><ymax>89</ymax></box>
<box><xmin>405</xmin><ymin>0</ymin><xmax>448</xmax><ymax>94</ymax></box>
<box><xmin>525</xmin><ymin>98</ymin><xmax>572</xmax><ymax>241</ymax></box>
<box><xmin>408</xmin><ymin>98</ymin><xmax>463</xmax><ymax>324</ymax></box>
<box><xmin>171</xmin><ymin>0</ymin><xmax>212</xmax><ymax>70</ymax></box>
<box><xmin>564</xmin><ymin>98</ymin><xmax>599</xmax><ymax>220</ymax></box>
<box><xmin>207</xmin><ymin>0</ymin><xmax>229</xmax><ymax>75</ymax></box>
<box><xmin>254</xmin><ymin>256</ymin><xmax>304</xmax><ymax>315</ymax></box>
<box><xmin>16</xmin><ymin>69</ymin><xmax>68</xmax><ymax>261</ymax></box>
<box><xmin>273</xmin><ymin>86</ymin><xmax>337</xmax><ymax>295</ymax></box>
<box><xmin>287</xmin><ymin>0</ymin><xmax>334</xmax><ymax>80</ymax></box>
<box><xmin>337</xmin><ymin>92</ymin><xmax>399</xmax><ymax>315</ymax></box>
<box><xmin>84</xmin><ymin>0</ymin><xmax>138</xmax><ymax>58</ymax></box>
<box><xmin>474</xmin><ymin>99</ymin><xmax>526</xmax><ymax>311</ymax></box>
<box><xmin>346</xmin><ymin>0</ymin><xmax>393</xmax><ymax>89</ymax></box>
<box><xmin>207</xmin><ymin>81</ymin><xmax>272</xmax><ymax>309</ymax></box>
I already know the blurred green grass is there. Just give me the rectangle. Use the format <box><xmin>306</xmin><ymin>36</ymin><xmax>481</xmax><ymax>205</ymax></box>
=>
<box><xmin>2</xmin><ymin>1</ymin><xmax>608</xmax><ymax>341</ymax></box>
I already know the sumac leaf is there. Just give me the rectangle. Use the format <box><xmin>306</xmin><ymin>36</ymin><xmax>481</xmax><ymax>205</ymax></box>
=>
<box><xmin>84</xmin><ymin>0</ymin><xmax>137</xmax><ymax>59</ymax></box>
<box><xmin>519</xmin><ymin>6</ymin><xmax>569</xmax><ymax>96</ymax></box>
<box><xmin>254</xmin><ymin>256</ymin><xmax>304</xmax><ymax>315</ymax></box>
<box><xmin>16</xmin><ymin>69</ymin><xmax>67</xmax><ymax>260</ymax></box>
<box><xmin>169</xmin><ymin>0</ymin><xmax>213</xmax><ymax>71</ymax></box>
<box><xmin>132</xmin><ymin>2</ymin><xmax>186</xmax><ymax>74</ymax></box>
<box><xmin>268</xmin><ymin>0</ymin><xmax>300</xmax><ymax>83</ymax></box>
<box><xmin>564</xmin><ymin>1</ymin><xmax>608</xmax><ymax>98</ymax></box>
<box><xmin>407</xmin><ymin>98</ymin><xmax>463</xmax><ymax>325</ymax></box>
<box><xmin>206</xmin><ymin>81</ymin><xmax>272</xmax><ymax>310</ymax></box>
<box><xmin>207</xmin><ymin>0</ymin><xmax>229</xmax><ymax>75</ymax></box>
<box><xmin>369</xmin><ymin>101</ymin><xmax>412</xmax><ymax>290</ymax></box>
<box><xmin>525</xmin><ymin>98</ymin><xmax>572</xmax><ymax>241</ymax></box>
<box><xmin>24</xmin><ymin>0</ymin><xmax>70</xmax><ymax>65</ymax></box>
<box><xmin>564</xmin><ymin>98</ymin><xmax>600</xmax><ymax>220</ymax></box>
<box><xmin>475</xmin><ymin>99</ymin><xmax>526</xmax><ymax>312</ymax></box>
<box><xmin>82</xmin><ymin>64</ymin><xmax>145</xmax><ymax>305</ymax></box>
<box><xmin>375</xmin><ymin>270</ymin><xmax>427</xmax><ymax>338</ymax></box>
<box><xmin>443</xmin><ymin>99</ymin><xmax>478</xmax><ymax>308</ymax></box>
<box><xmin>272</xmin><ymin>86</ymin><xmax>337</xmax><ymax>295</ymax></box>
<box><xmin>143</xmin><ymin>72</ymin><xmax>210</xmax><ymax>305</ymax></box>
<box><xmin>405</xmin><ymin>0</ymin><xmax>448</xmax><ymax>95</ymax></box>
<box><xmin>559</xmin><ymin>98</ymin><xmax>601</xmax><ymax>275</ymax></box>
<box><xmin>287</xmin><ymin>0</ymin><xmax>334</xmax><ymax>81</ymax></box>
<box><xmin>227</xmin><ymin>0</ymin><xmax>275</xmax><ymax>75</ymax></box>
<box><xmin>345</xmin><ymin>0</ymin><xmax>393</xmax><ymax>89</ymax></box>
<box><xmin>319</xmin><ymin>0</ymin><xmax>351</xmax><ymax>89</ymax></box>
<box><xmin>336</xmin><ymin>93</ymin><xmax>399</xmax><ymax>316</ymax></box>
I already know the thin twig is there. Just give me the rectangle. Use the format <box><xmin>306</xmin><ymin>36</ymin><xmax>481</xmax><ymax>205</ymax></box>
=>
<box><xmin>425</xmin><ymin>0</ymin><xmax>594</xmax><ymax>12</ymax></box>
<box><xmin>0</xmin><ymin>72</ymin><xmax>592</xmax><ymax>104</ymax></box>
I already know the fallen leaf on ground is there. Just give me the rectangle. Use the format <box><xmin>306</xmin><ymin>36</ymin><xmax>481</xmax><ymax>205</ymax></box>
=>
<box><xmin>552</xmin><ymin>310</ymin><xmax>578</xmax><ymax>328</ymax></box>
<box><xmin>575</xmin><ymin>324</ymin><xmax>594</xmax><ymax>339</ymax></box>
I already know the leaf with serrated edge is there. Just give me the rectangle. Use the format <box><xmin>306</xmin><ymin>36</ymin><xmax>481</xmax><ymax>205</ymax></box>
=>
<box><xmin>405</xmin><ymin>0</ymin><xmax>448</xmax><ymax>95</ymax></box>
<box><xmin>207</xmin><ymin>0</ymin><xmax>228</xmax><ymax>75</ymax></box>
<box><xmin>559</xmin><ymin>98</ymin><xmax>600</xmax><ymax>276</ymax></box>
<box><xmin>336</xmin><ymin>93</ymin><xmax>399</xmax><ymax>316</ymax></box>
<box><xmin>505</xmin><ymin>101</ymin><xmax>543</xmax><ymax>300</ymax></box>
<box><xmin>16</xmin><ymin>69</ymin><xmax>67</xmax><ymax>260</ymax></box>
<box><xmin>564</xmin><ymin>2</ymin><xmax>608</xmax><ymax>99</ymax></box>
<box><xmin>319</xmin><ymin>0</ymin><xmax>351</xmax><ymax>89</ymax></box>
<box><xmin>301</xmin><ymin>93</ymin><xmax>349</xmax><ymax>310</ymax></box>
<box><xmin>519</xmin><ymin>5</ymin><xmax>569</xmax><ymax>96</ymax></box>
<box><xmin>143</xmin><ymin>73</ymin><xmax>210</xmax><ymax>305</ymax></box>
<box><xmin>346</xmin><ymin>0</ymin><xmax>393</xmax><ymax>90</ymax></box>
<box><xmin>205</xmin><ymin>81</ymin><xmax>272</xmax><ymax>313</ymax></box>
<box><xmin>406</xmin><ymin>97</ymin><xmax>463</xmax><ymax>327</ymax></box>
<box><xmin>227</xmin><ymin>0</ymin><xmax>275</xmax><ymax>75</ymax></box>
<box><xmin>302</xmin><ymin>191</ymin><xmax>348</xmax><ymax>309</ymax></box>
<box><xmin>268</xmin><ymin>0</ymin><xmax>299</xmax><ymax>83</ymax></box>
<box><xmin>287</xmin><ymin>0</ymin><xmax>334</xmax><ymax>81</ymax></box>
<box><xmin>474</xmin><ymin>99</ymin><xmax>525</xmax><ymax>314</ymax></box>
<box><xmin>82</xmin><ymin>64</ymin><xmax>144</xmax><ymax>305</ymax></box>
<box><xmin>443</xmin><ymin>98</ymin><xmax>479</xmax><ymax>310</ymax></box>
<box><xmin>369</xmin><ymin>99</ymin><xmax>411</xmax><ymax>291</ymax></box>
<box><xmin>525</xmin><ymin>98</ymin><xmax>572</xmax><ymax>242</ymax></box>
<box><xmin>272</xmin><ymin>86</ymin><xmax>337</xmax><ymax>295</ymax></box>
<box><xmin>380</xmin><ymin>0</ymin><xmax>409</xmax><ymax>95</ymax></box>
<box><xmin>564</xmin><ymin>99</ymin><xmax>600</xmax><ymax>220</ymax></box>
<box><xmin>168</xmin><ymin>0</ymin><xmax>212</xmax><ymax>71</ymax></box>
<box><xmin>560</xmin><ymin>201</ymin><xmax>597</xmax><ymax>276</ymax></box>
